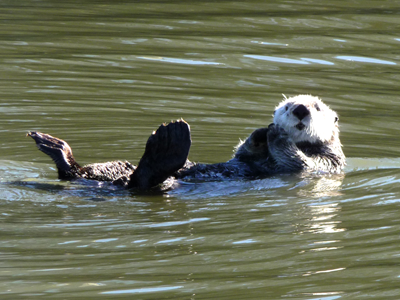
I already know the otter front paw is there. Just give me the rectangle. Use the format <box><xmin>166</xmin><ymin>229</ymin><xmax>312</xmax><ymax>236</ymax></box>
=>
<box><xmin>267</xmin><ymin>124</ymin><xmax>299</xmax><ymax>156</ymax></box>
<box><xmin>235</xmin><ymin>126</ymin><xmax>270</xmax><ymax>162</ymax></box>
<box><xmin>267</xmin><ymin>124</ymin><xmax>307</xmax><ymax>171</ymax></box>
<box><xmin>250</xmin><ymin>127</ymin><xmax>269</xmax><ymax>148</ymax></box>
<box><xmin>267</xmin><ymin>124</ymin><xmax>289</xmax><ymax>145</ymax></box>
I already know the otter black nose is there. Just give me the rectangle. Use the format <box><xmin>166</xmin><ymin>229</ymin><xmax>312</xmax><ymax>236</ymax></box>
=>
<box><xmin>292</xmin><ymin>104</ymin><xmax>310</xmax><ymax>120</ymax></box>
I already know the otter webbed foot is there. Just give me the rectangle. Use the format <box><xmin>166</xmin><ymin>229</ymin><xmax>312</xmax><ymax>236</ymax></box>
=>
<box><xmin>126</xmin><ymin>119</ymin><xmax>191</xmax><ymax>190</ymax></box>
<box><xmin>27</xmin><ymin>131</ymin><xmax>81</xmax><ymax>179</ymax></box>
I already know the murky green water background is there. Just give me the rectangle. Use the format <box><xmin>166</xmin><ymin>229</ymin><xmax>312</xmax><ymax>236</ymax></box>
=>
<box><xmin>1</xmin><ymin>1</ymin><xmax>400</xmax><ymax>299</ymax></box>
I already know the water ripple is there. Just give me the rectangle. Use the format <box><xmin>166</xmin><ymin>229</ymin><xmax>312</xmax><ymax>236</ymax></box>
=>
<box><xmin>336</xmin><ymin>56</ymin><xmax>396</xmax><ymax>65</ymax></box>
<box><xmin>138</xmin><ymin>56</ymin><xmax>222</xmax><ymax>65</ymax></box>
<box><xmin>101</xmin><ymin>285</ymin><xmax>183</xmax><ymax>295</ymax></box>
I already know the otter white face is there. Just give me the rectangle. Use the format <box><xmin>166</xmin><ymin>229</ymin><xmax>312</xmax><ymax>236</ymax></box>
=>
<box><xmin>273</xmin><ymin>95</ymin><xmax>339</xmax><ymax>144</ymax></box>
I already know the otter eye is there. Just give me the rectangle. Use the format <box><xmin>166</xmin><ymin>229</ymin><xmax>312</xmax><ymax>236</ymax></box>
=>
<box><xmin>285</xmin><ymin>106</ymin><xmax>288</xmax><ymax>111</ymax></box>
<box><xmin>335</xmin><ymin>116</ymin><xmax>339</xmax><ymax>123</ymax></box>
<box><xmin>315</xmin><ymin>103</ymin><xmax>321</xmax><ymax>111</ymax></box>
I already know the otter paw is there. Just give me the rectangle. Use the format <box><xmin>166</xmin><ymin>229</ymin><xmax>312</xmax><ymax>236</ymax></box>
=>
<box><xmin>249</xmin><ymin>127</ymin><xmax>269</xmax><ymax>148</ymax></box>
<box><xmin>129</xmin><ymin>119</ymin><xmax>191</xmax><ymax>190</ymax></box>
<box><xmin>267</xmin><ymin>124</ymin><xmax>290</xmax><ymax>147</ymax></box>
<box><xmin>267</xmin><ymin>124</ymin><xmax>288</xmax><ymax>143</ymax></box>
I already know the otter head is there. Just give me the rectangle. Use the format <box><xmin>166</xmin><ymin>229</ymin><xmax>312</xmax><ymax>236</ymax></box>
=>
<box><xmin>273</xmin><ymin>95</ymin><xmax>339</xmax><ymax>144</ymax></box>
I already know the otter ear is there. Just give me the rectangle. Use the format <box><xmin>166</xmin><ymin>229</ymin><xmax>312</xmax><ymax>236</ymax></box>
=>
<box><xmin>273</xmin><ymin>110</ymin><xmax>276</xmax><ymax>115</ymax></box>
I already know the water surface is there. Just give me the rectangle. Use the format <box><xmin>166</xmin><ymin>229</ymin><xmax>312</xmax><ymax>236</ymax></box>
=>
<box><xmin>1</xmin><ymin>1</ymin><xmax>400</xmax><ymax>299</ymax></box>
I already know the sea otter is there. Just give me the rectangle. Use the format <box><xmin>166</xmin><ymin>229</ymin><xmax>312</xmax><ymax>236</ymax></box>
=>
<box><xmin>28</xmin><ymin>95</ymin><xmax>345</xmax><ymax>191</ymax></box>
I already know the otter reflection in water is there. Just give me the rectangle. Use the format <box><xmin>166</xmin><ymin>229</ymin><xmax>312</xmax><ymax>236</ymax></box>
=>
<box><xmin>28</xmin><ymin>95</ymin><xmax>346</xmax><ymax>191</ymax></box>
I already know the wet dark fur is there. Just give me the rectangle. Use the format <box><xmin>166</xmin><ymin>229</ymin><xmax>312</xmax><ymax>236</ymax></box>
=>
<box><xmin>176</xmin><ymin>122</ymin><xmax>345</xmax><ymax>181</ymax></box>
<box><xmin>28</xmin><ymin>97</ymin><xmax>345</xmax><ymax>190</ymax></box>
<box><xmin>28</xmin><ymin>120</ymin><xmax>191</xmax><ymax>190</ymax></box>
<box><xmin>27</xmin><ymin>132</ymin><xmax>137</xmax><ymax>181</ymax></box>
<box><xmin>175</xmin><ymin>95</ymin><xmax>346</xmax><ymax>180</ymax></box>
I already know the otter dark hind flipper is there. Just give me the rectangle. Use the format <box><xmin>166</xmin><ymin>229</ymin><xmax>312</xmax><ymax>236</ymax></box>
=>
<box><xmin>126</xmin><ymin>120</ymin><xmax>191</xmax><ymax>190</ymax></box>
<box><xmin>27</xmin><ymin>132</ymin><xmax>81</xmax><ymax>179</ymax></box>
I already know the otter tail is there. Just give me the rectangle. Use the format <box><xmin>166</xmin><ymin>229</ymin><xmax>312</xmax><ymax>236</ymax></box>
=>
<box><xmin>127</xmin><ymin>119</ymin><xmax>191</xmax><ymax>190</ymax></box>
<box><xmin>27</xmin><ymin>132</ymin><xmax>81</xmax><ymax>179</ymax></box>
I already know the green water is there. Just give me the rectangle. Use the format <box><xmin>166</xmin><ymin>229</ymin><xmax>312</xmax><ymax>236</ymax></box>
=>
<box><xmin>1</xmin><ymin>1</ymin><xmax>400</xmax><ymax>299</ymax></box>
